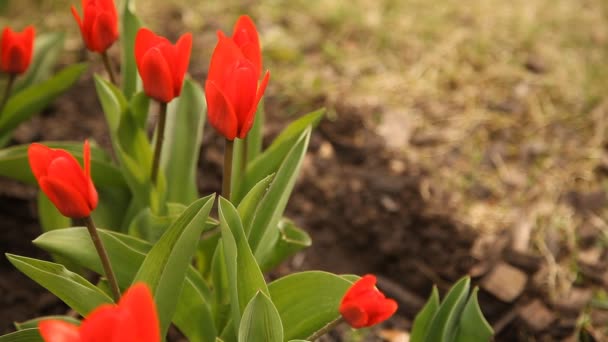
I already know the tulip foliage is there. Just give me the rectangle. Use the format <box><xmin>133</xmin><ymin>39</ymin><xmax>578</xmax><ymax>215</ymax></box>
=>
<box><xmin>0</xmin><ymin>1</ymin><xmax>493</xmax><ymax>341</ymax></box>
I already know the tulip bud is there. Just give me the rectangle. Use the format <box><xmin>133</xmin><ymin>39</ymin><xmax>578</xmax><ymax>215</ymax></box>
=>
<box><xmin>28</xmin><ymin>141</ymin><xmax>98</xmax><ymax>219</ymax></box>
<box><xmin>205</xmin><ymin>17</ymin><xmax>269</xmax><ymax>141</ymax></box>
<box><xmin>0</xmin><ymin>26</ymin><xmax>35</xmax><ymax>75</ymax></box>
<box><xmin>134</xmin><ymin>28</ymin><xmax>192</xmax><ymax>103</ymax></box>
<box><xmin>71</xmin><ymin>0</ymin><xmax>119</xmax><ymax>53</ymax></box>
<box><xmin>39</xmin><ymin>283</ymin><xmax>160</xmax><ymax>342</ymax></box>
<box><xmin>339</xmin><ymin>274</ymin><xmax>398</xmax><ymax>328</ymax></box>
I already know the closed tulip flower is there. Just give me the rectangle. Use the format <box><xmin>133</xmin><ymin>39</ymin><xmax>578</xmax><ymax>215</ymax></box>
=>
<box><xmin>39</xmin><ymin>283</ymin><xmax>160</xmax><ymax>342</ymax></box>
<box><xmin>71</xmin><ymin>0</ymin><xmax>118</xmax><ymax>53</ymax></box>
<box><xmin>28</xmin><ymin>140</ymin><xmax>98</xmax><ymax>219</ymax></box>
<box><xmin>205</xmin><ymin>27</ymin><xmax>270</xmax><ymax>141</ymax></box>
<box><xmin>1</xmin><ymin>26</ymin><xmax>35</xmax><ymax>75</ymax></box>
<box><xmin>339</xmin><ymin>274</ymin><xmax>398</xmax><ymax>328</ymax></box>
<box><xmin>135</xmin><ymin>28</ymin><xmax>192</xmax><ymax>103</ymax></box>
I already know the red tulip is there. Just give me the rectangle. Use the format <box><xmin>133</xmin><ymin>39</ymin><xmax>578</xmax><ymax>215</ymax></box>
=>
<box><xmin>28</xmin><ymin>140</ymin><xmax>98</xmax><ymax>219</ymax></box>
<box><xmin>205</xmin><ymin>19</ymin><xmax>269</xmax><ymax>141</ymax></box>
<box><xmin>39</xmin><ymin>283</ymin><xmax>160</xmax><ymax>342</ymax></box>
<box><xmin>71</xmin><ymin>0</ymin><xmax>119</xmax><ymax>53</ymax></box>
<box><xmin>135</xmin><ymin>28</ymin><xmax>192</xmax><ymax>103</ymax></box>
<box><xmin>339</xmin><ymin>274</ymin><xmax>398</xmax><ymax>328</ymax></box>
<box><xmin>1</xmin><ymin>26</ymin><xmax>35</xmax><ymax>74</ymax></box>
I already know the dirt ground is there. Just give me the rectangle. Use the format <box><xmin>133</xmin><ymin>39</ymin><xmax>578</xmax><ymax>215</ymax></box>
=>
<box><xmin>2</xmin><ymin>0</ymin><xmax>608</xmax><ymax>341</ymax></box>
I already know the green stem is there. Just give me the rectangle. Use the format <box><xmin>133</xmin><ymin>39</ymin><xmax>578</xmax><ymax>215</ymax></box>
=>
<box><xmin>222</xmin><ymin>138</ymin><xmax>234</xmax><ymax>199</ymax></box>
<box><xmin>84</xmin><ymin>216</ymin><xmax>121</xmax><ymax>302</ymax></box>
<box><xmin>0</xmin><ymin>73</ymin><xmax>16</xmax><ymax>116</ymax></box>
<box><xmin>242</xmin><ymin>137</ymin><xmax>249</xmax><ymax>174</ymax></box>
<box><xmin>151</xmin><ymin>101</ymin><xmax>168</xmax><ymax>185</ymax></box>
<box><xmin>307</xmin><ymin>317</ymin><xmax>343</xmax><ymax>341</ymax></box>
<box><xmin>101</xmin><ymin>51</ymin><xmax>117</xmax><ymax>86</ymax></box>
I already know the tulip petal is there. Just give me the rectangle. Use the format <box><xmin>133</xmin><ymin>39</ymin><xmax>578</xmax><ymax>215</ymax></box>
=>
<box><xmin>222</xmin><ymin>59</ymin><xmax>257</xmax><ymax>128</ymax></box>
<box><xmin>232</xmin><ymin>15</ymin><xmax>262</xmax><ymax>77</ymax></box>
<box><xmin>207</xmin><ymin>32</ymin><xmax>243</xmax><ymax>84</ymax></box>
<box><xmin>139</xmin><ymin>47</ymin><xmax>174</xmax><ymax>103</ymax></box>
<box><xmin>340</xmin><ymin>303</ymin><xmax>369</xmax><ymax>328</ymax></box>
<box><xmin>39</xmin><ymin>320</ymin><xmax>82</xmax><ymax>342</ymax></box>
<box><xmin>90</xmin><ymin>11</ymin><xmax>118</xmax><ymax>52</ymax></box>
<box><xmin>135</xmin><ymin>28</ymin><xmax>169</xmax><ymax>70</ymax></box>
<box><xmin>238</xmin><ymin>70</ymin><xmax>270</xmax><ymax>139</ymax></box>
<box><xmin>173</xmin><ymin>32</ymin><xmax>192</xmax><ymax>96</ymax></box>
<box><xmin>119</xmin><ymin>283</ymin><xmax>160</xmax><ymax>342</ymax></box>
<box><xmin>71</xmin><ymin>6</ymin><xmax>84</xmax><ymax>32</ymax></box>
<box><xmin>28</xmin><ymin>143</ymin><xmax>54</xmax><ymax>179</ymax></box>
<box><xmin>205</xmin><ymin>80</ymin><xmax>238</xmax><ymax>140</ymax></box>
<box><xmin>39</xmin><ymin>176</ymin><xmax>91</xmax><ymax>218</ymax></box>
<box><xmin>80</xmin><ymin>305</ymin><xmax>136</xmax><ymax>342</ymax></box>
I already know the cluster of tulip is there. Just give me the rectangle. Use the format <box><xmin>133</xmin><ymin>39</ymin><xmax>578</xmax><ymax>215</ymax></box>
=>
<box><xmin>1</xmin><ymin>0</ymin><xmax>400</xmax><ymax>341</ymax></box>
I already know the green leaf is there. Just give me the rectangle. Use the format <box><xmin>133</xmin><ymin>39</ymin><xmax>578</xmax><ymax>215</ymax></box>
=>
<box><xmin>237</xmin><ymin>174</ymin><xmax>274</xmax><ymax>235</ymax></box>
<box><xmin>259</xmin><ymin>218</ymin><xmax>311</xmax><ymax>272</ymax></box>
<box><xmin>120</xmin><ymin>0</ymin><xmax>142</xmax><ymax>98</ymax></box>
<box><xmin>249</xmin><ymin>128</ymin><xmax>311</xmax><ymax>265</ymax></box>
<box><xmin>423</xmin><ymin>277</ymin><xmax>471</xmax><ymax>342</ymax></box>
<box><xmin>0</xmin><ymin>141</ymin><xmax>125</xmax><ymax>187</ymax></box>
<box><xmin>218</xmin><ymin>197</ymin><xmax>269</xmax><ymax>336</ymax></box>
<box><xmin>454</xmin><ymin>287</ymin><xmax>493</xmax><ymax>342</ymax></box>
<box><xmin>6</xmin><ymin>254</ymin><xmax>113</xmax><ymax>315</ymax></box>
<box><xmin>162</xmin><ymin>78</ymin><xmax>206</xmax><ymax>204</ymax></box>
<box><xmin>268</xmin><ymin>271</ymin><xmax>353</xmax><ymax>341</ymax></box>
<box><xmin>133</xmin><ymin>194</ymin><xmax>216</xmax><ymax>337</ymax></box>
<box><xmin>37</xmin><ymin>191</ymin><xmax>70</xmax><ymax>232</ymax></box>
<box><xmin>233</xmin><ymin>109</ymin><xmax>324</xmax><ymax>203</ymax></box>
<box><xmin>15</xmin><ymin>316</ymin><xmax>80</xmax><ymax>330</ymax></box>
<box><xmin>238</xmin><ymin>291</ymin><xmax>283</xmax><ymax>342</ymax></box>
<box><xmin>246</xmin><ymin>100</ymin><xmax>265</xmax><ymax>163</ymax></box>
<box><xmin>211</xmin><ymin>243</ymin><xmax>231</xmax><ymax>334</ymax></box>
<box><xmin>34</xmin><ymin>228</ymin><xmax>216</xmax><ymax>342</ymax></box>
<box><xmin>13</xmin><ymin>32</ymin><xmax>65</xmax><ymax>93</ymax></box>
<box><xmin>410</xmin><ymin>286</ymin><xmax>440</xmax><ymax>342</ymax></box>
<box><xmin>0</xmin><ymin>64</ymin><xmax>87</xmax><ymax>139</ymax></box>
<box><xmin>0</xmin><ymin>328</ymin><xmax>43</xmax><ymax>342</ymax></box>
<box><xmin>128</xmin><ymin>203</ymin><xmax>186</xmax><ymax>243</ymax></box>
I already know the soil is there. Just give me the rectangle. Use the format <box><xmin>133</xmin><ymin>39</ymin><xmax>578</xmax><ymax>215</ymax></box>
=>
<box><xmin>0</xmin><ymin>72</ymin><xmax>604</xmax><ymax>341</ymax></box>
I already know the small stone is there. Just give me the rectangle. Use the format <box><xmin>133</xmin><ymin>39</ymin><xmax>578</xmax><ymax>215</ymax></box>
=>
<box><xmin>389</xmin><ymin>159</ymin><xmax>406</xmax><ymax>174</ymax></box>
<box><xmin>578</xmin><ymin>247</ymin><xmax>603</xmax><ymax>266</ymax></box>
<box><xmin>318</xmin><ymin>141</ymin><xmax>334</xmax><ymax>159</ymax></box>
<box><xmin>379</xmin><ymin>329</ymin><xmax>410</xmax><ymax>342</ymax></box>
<box><xmin>481</xmin><ymin>262</ymin><xmax>528</xmax><ymax>302</ymax></box>
<box><xmin>518</xmin><ymin>300</ymin><xmax>556</xmax><ymax>331</ymax></box>
<box><xmin>552</xmin><ymin>288</ymin><xmax>592</xmax><ymax>313</ymax></box>
<box><xmin>380</xmin><ymin>195</ymin><xmax>400</xmax><ymax>212</ymax></box>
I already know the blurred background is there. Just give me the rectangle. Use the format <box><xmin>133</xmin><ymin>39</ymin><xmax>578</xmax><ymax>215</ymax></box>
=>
<box><xmin>2</xmin><ymin>0</ymin><xmax>608</xmax><ymax>341</ymax></box>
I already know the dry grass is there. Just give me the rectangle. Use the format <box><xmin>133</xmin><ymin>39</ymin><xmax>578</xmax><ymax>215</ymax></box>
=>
<box><xmin>3</xmin><ymin>0</ymin><xmax>608</xmax><ymax>310</ymax></box>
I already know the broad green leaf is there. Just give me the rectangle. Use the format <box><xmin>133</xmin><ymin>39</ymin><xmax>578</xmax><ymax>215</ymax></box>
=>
<box><xmin>268</xmin><ymin>271</ymin><xmax>353</xmax><ymax>341</ymax></box>
<box><xmin>128</xmin><ymin>203</ymin><xmax>186</xmax><ymax>243</ymax></box>
<box><xmin>15</xmin><ymin>316</ymin><xmax>80</xmax><ymax>330</ymax></box>
<box><xmin>6</xmin><ymin>254</ymin><xmax>113</xmax><ymax>315</ymax></box>
<box><xmin>162</xmin><ymin>78</ymin><xmax>206</xmax><ymax>204</ymax></box>
<box><xmin>259</xmin><ymin>219</ymin><xmax>311</xmax><ymax>272</ymax></box>
<box><xmin>120</xmin><ymin>0</ymin><xmax>142</xmax><ymax>98</ymax></box>
<box><xmin>133</xmin><ymin>194</ymin><xmax>215</xmax><ymax>337</ymax></box>
<box><xmin>94</xmin><ymin>76</ymin><xmax>157</xmax><ymax>213</ymax></box>
<box><xmin>249</xmin><ymin>128</ymin><xmax>311</xmax><ymax>265</ymax></box>
<box><xmin>233</xmin><ymin>109</ymin><xmax>324</xmax><ymax>203</ymax></box>
<box><xmin>237</xmin><ymin>174</ymin><xmax>274</xmax><ymax>235</ymax></box>
<box><xmin>454</xmin><ymin>287</ymin><xmax>493</xmax><ymax>342</ymax></box>
<box><xmin>238</xmin><ymin>291</ymin><xmax>283</xmax><ymax>342</ymax></box>
<box><xmin>0</xmin><ymin>328</ymin><xmax>43</xmax><ymax>342</ymax></box>
<box><xmin>218</xmin><ymin>197</ymin><xmax>269</xmax><ymax>336</ymax></box>
<box><xmin>0</xmin><ymin>141</ymin><xmax>125</xmax><ymax>187</ymax></box>
<box><xmin>34</xmin><ymin>228</ymin><xmax>215</xmax><ymax>342</ymax></box>
<box><xmin>211</xmin><ymin>243</ymin><xmax>231</xmax><ymax>335</ymax></box>
<box><xmin>0</xmin><ymin>64</ymin><xmax>87</xmax><ymax>139</ymax></box>
<box><xmin>13</xmin><ymin>32</ymin><xmax>65</xmax><ymax>93</ymax></box>
<box><xmin>410</xmin><ymin>286</ymin><xmax>440</xmax><ymax>342</ymax></box>
<box><xmin>423</xmin><ymin>277</ymin><xmax>471</xmax><ymax>342</ymax></box>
